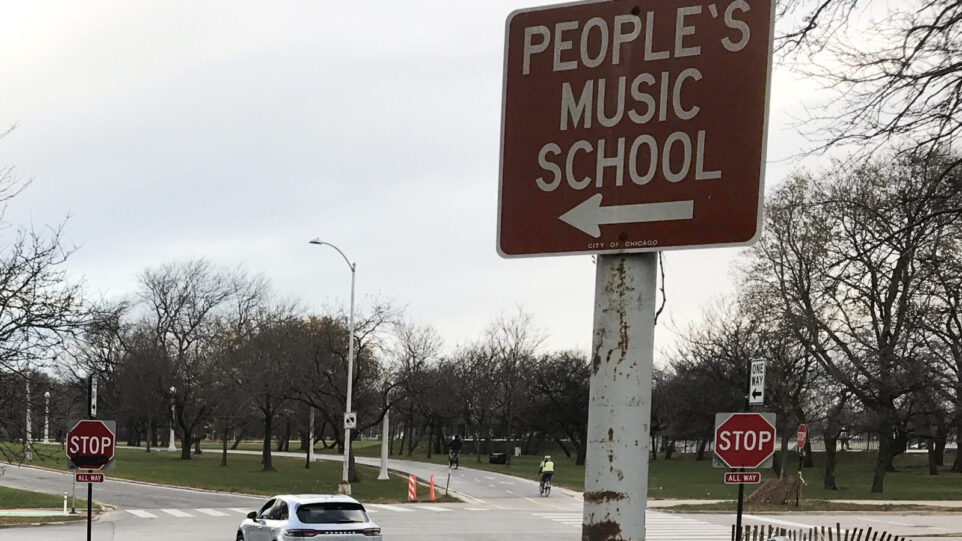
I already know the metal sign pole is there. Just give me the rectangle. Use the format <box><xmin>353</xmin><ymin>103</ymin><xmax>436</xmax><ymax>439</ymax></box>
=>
<box><xmin>582</xmin><ymin>253</ymin><xmax>656</xmax><ymax>541</ymax></box>
<box><xmin>87</xmin><ymin>377</ymin><xmax>93</xmax><ymax>541</ymax></box>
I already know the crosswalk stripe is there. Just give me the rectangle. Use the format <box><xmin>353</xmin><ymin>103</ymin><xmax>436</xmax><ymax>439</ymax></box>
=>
<box><xmin>409</xmin><ymin>505</ymin><xmax>450</xmax><ymax>512</ymax></box>
<box><xmin>161</xmin><ymin>509</ymin><xmax>193</xmax><ymax>518</ymax></box>
<box><xmin>196</xmin><ymin>508</ymin><xmax>229</xmax><ymax>517</ymax></box>
<box><xmin>365</xmin><ymin>504</ymin><xmax>413</xmax><ymax>513</ymax></box>
<box><xmin>127</xmin><ymin>510</ymin><xmax>158</xmax><ymax>519</ymax></box>
<box><xmin>229</xmin><ymin>508</ymin><xmax>251</xmax><ymax>514</ymax></box>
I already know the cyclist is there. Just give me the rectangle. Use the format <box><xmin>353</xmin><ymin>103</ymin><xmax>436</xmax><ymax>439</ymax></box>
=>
<box><xmin>538</xmin><ymin>455</ymin><xmax>554</xmax><ymax>495</ymax></box>
<box><xmin>448</xmin><ymin>435</ymin><xmax>463</xmax><ymax>469</ymax></box>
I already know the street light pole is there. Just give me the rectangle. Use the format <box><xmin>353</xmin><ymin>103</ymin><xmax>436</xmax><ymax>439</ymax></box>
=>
<box><xmin>168</xmin><ymin>386</ymin><xmax>177</xmax><ymax>452</ymax></box>
<box><xmin>309</xmin><ymin>238</ymin><xmax>356</xmax><ymax>496</ymax></box>
<box><xmin>43</xmin><ymin>391</ymin><xmax>50</xmax><ymax>444</ymax></box>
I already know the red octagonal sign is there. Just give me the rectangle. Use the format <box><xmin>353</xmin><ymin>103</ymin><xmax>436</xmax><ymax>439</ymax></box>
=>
<box><xmin>714</xmin><ymin>412</ymin><xmax>775</xmax><ymax>469</ymax></box>
<box><xmin>66</xmin><ymin>420</ymin><xmax>116</xmax><ymax>470</ymax></box>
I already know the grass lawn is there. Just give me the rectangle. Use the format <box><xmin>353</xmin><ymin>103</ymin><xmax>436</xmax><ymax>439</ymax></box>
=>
<box><xmin>0</xmin><ymin>484</ymin><xmax>78</xmax><ymax>508</ymax></box>
<box><xmin>5</xmin><ymin>443</ymin><xmax>426</xmax><ymax>504</ymax></box>
<box><xmin>326</xmin><ymin>440</ymin><xmax>962</xmax><ymax>502</ymax></box>
<box><xmin>0</xmin><ymin>485</ymin><xmax>90</xmax><ymax>526</ymax></box>
<box><xmin>18</xmin><ymin>439</ymin><xmax>960</xmax><ymax>505</ymax></box>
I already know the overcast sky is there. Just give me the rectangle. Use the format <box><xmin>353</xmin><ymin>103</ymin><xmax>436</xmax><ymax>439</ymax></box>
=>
<box><xmin>0</xmin><ymin>1</ymin><xmax>823</xmax><ymax>362</ymax></box>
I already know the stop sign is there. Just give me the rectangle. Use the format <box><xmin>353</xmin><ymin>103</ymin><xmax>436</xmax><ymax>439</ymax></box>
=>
<box><xmin>714</xmin><ymin>412</ymin><xmax>776</xmax><ymax>469</ymax></box>
<box><xmin>797</xmin><ymin>424</ymin><xmax>808</xmax><ymax>449</ymax></box>
<box><xmin>66</xmin><ymin>420</ymin><xmax>115</xmax><ymax>470</ymax></box>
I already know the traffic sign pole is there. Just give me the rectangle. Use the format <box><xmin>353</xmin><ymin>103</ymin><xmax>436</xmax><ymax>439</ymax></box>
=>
<box><xmin>86</xmin><ymin>379</ymin><xmax>92</xmax><ymax>541</ymax></box>
<box><xmin>582</xmin><ymin>253</ymin><xmax>656</xmax><ymax>541</ymax></box>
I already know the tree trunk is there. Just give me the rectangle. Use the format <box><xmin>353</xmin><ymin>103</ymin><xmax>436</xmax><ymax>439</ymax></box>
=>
<box><xmin>576</xmin><ymin>436</ymin><xmax>587</xmax><ymax>466</ymax></box>
<box><xmin>650</xmin><ymin>437</ymin><xmax>657</xmax><ymax>461</ymax></box>
<box><xmin>179</xmin><ymin>425</ymin><xmax>192</xmax><ymax>460</ymax></box>
<box><xmin>934</xmin><ymin>427</ymin><xmax>947</xmax><ymax>466</ymax></box>
<box><xmin>871</xmin><ymin>429</ymin><xmax>892</xmax><ymax>493</ymax></box>
<box><xmin>665</xmin><ymin>440</ymin><xmax>675</xmax><ymax>460</ymax></box>
<box><xmin>221</xmin><ymin>422</ymin><xmax>229</xmax><ymax>467</ymax></box>
<box><xmin>348</xmin><ymin>436</ymin><xmax>359</xmax><ymax>483</ymax></box>
<box><xmin>425</xmin><ymin>424</ymin><xmax>434</xmax><ymax>459</ymax></box>
<box><xmin>262</xmin><ymin>411</ymin><xmax>275</xmax><ymax>472</ymax></box>
<box><xmin>823</xmin><ymin>434</ymin><xmax>838</xmax><ymax>490</ymax></box>
<box><xmin>145</xmin><ymin>417</ymin><xmax>152</xmax><ymax>453</ymax></box>
<box><xmin>803</xmin><ymin>439</ymin><xmax>814</xmax><ymax>467</ymax></box>
<box><xmin>194</xmin><ymin>435</ymin><xmax>202</xmax><ymax>455</ymax></box>
<box><xmin>231</xmin><ymin>427</ymin><xmax>246</xmax><ymax>450</ymax></box>
<box><xmin>927</xmin><ymin>439</ymin><xmax>939</xmax><ymax>475</ymax></box>
<box><xmin>953</xmin><ymin>419</ymin><xmax>962</xmax><ymax>472</ymax></box>
<box><xmin>695</xmin><ymin>439</ymin><xmax>708</xmax><ymax>461</ymax></box>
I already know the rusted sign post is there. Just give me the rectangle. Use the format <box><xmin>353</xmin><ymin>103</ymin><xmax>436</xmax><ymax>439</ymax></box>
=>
<box><xmin>583</xmin><ymin>253</ymin><xmax>656</xmax><ymax>539</ymax></box>
<box><xmin>498</xmin><ymin>0</ymin><xmax>774</xmax><ymax>538</ymax></box>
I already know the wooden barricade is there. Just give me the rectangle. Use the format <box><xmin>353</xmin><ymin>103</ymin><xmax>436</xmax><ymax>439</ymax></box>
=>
<box><xmin>731</xmin><ymin>522</ymin><xmax>913</xmax><ymax>541</ymax></box>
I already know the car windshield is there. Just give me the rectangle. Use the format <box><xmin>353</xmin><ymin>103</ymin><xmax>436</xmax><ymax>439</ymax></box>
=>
<box><xmin>296</xmin><ymin>502</ymin><xmax>369</xmax><ymax>524</ymax></box>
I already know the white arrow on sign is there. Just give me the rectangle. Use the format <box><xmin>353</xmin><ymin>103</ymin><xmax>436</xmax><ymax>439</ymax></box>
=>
<box><xmin>559</xmin><ymin>194</ymin><xmax>694</xmax><ymax>238</ymax></box>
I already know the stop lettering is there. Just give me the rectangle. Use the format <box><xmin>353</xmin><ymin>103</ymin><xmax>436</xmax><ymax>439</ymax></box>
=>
<box><xmin>716</xmin><ymin>429</ymin><xmax>773</xmax><ymax>451</ymax></box>
<box><xmin>68</xmin><ymin>435</ymin><xmax>114</xmax><ymax>455</ymax></box>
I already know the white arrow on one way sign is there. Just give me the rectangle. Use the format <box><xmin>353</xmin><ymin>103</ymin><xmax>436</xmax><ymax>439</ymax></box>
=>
<box><xmin>559</xmin><ymin>194</ymin><xmax>694</xmax><ymax>238</ymax></box>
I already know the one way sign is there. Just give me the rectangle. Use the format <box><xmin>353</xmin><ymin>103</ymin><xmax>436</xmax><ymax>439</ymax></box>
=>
<box><xmin>749</xmin><ymin>361</ymin><xmax>766</xmax><ymax>405</ymax></box>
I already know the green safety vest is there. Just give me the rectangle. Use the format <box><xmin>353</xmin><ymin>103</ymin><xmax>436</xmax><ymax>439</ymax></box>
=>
<box><xmin>540</xmin><ymin>460</ymin><xmax>554</xmax><ymax>473</ymax></box>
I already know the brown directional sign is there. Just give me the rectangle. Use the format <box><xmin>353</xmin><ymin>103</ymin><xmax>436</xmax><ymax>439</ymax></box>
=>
<box><xmin>498</xmin><ymin>0</ymin><xmax>773</xmax><ymax>257</ymax></box>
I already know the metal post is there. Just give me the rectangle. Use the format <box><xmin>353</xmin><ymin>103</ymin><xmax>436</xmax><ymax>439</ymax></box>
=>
<box><xmin>25</xmin><ymin>380</ymin><xmax>32</xmax><ymax>461</ymax></box>
<box><xmin>86</xmin><ymin>379</ymin><xmax>92</xmax><ymax>541</ymax></box>
<box><xmin>341</xmin><ymin>262</ymin><xmax>355</xmax><ymax>495</ymax></box>
<box><xmin>168</xmin><ymin>387</ymin><xmax>177</xmax><ymax>452</ymax></box>
<box><xmin>582</xmin><ymin>253</ymin><xmax>656</xmax><ymax>541</ymax></box>
<box><xmin>378</xmin><ymin>409</ymin><xmax>390</xmax><ymax>480</ymax></box>
<box><xmin>309</xmin><ymin>239</ymin><xmax>357</xmax><ymax>496</ymax></box>
<box><xmin>44</xmin><ymin>391</ymin><xmax>50</xmax><ymax>444</ymax></box>
<box><xmin>86</xmin><ymin>479</ymin><xmax>92</xmax><ymax>540</ymax></box>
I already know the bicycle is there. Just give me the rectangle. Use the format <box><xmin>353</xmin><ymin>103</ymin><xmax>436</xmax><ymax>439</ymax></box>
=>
<box><xmin>539</xmin><ymin>476</ymin><xmax>552</xmax><ymax>497</ymax></box>
<box><xmin>448</xmin><ymin>449</ymin><xmax>460</xmax><ymax>469</ymax></box>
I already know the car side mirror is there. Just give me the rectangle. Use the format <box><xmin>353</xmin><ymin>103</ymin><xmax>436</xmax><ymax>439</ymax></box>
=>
<box><xmin>247</xmin><ymin>512</ymin><xmax>257</xmax><ymax>519</ymax></box>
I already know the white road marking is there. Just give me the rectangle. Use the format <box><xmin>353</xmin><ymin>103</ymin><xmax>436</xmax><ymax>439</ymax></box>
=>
<box><xmin>161</xmin><ymin>509</ymin><xmax>192</xmax><ymax>518</ymax></box>
<box><xmin>410</xmin><ymin>505</ymin><xmax>450</xmax><ymax>512</ymax></box>
<box><xmin>365</xmin><ymin>504</ymin><xmax>413</xmax><ymax>513</ymax></box>
<box><xmin>742</xmin><ymin>514</ymin><xmax>812</xmax><ymax>529</ymax></box>
<box><xmin>229</xmin><ymin>508</ymin><xmax>251</xmax><ymax>514</ymax></box>
<box><xmin>127</xmin><ymin>510</ymin><xmax>158</xmax><ymax>519</ymax></box>
<box><xmin>195</xmin><ymin>508</ymin><xmax>229</xmax><ymax>517</ymax></box>
<box><xmin>464</xmin><ymin>507</ymin><xmax>488</xmax><ymax>511</ymax></box>
<box><xmin>861</xmin><ymin>517</ymin><xmax>915</xmax><ymax>527</ymax></box>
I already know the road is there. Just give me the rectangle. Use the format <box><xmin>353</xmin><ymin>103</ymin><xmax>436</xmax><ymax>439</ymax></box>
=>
<box><xmin>1</xmin><ymin>455</ymin><xmax>960</xmax><ymax>540</ymax></box>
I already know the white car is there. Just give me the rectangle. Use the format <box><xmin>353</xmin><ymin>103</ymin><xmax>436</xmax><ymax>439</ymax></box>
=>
<box><xmin>236</xmin><ymin>494</ymin><xmax>382</xmax><ymax>541</ymax></box>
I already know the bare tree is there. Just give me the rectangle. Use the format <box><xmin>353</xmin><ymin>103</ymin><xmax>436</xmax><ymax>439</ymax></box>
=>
<box><xmin>747</xmin><ymin>156</ymin><xmax>960</xmax><ymax>491</ymax></box>
<box><xmin>139</xmin><ymin>260</ymin><xmax>236</xmax><ymax>460</ymax></box>
<box><xmin>779</xmin><ymin>0</ymin><xmax>962</xmax><ymax>174</ymax></box>
<box><xmin>484</xmin><ymin>309</ymin><xmax>544</xmax><ymax>466</ymax></box>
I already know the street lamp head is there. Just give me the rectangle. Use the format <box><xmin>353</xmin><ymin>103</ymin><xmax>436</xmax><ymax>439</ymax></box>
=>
<box><xmin>170</xmin><ymin>386</ymin><xmax>176</xmax><ymax>394</ymax></box>
<box><xmin>44</xmin><ymin>391</ymin><xmax>50</xmax><ymax>398</ymax></box>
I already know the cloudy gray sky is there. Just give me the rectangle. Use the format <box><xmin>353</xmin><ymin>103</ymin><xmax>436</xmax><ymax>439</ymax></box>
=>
<box><xmin>1</xmin><ymin>1</ymin><xmax>821</xmax><ymax>360</ymax></box>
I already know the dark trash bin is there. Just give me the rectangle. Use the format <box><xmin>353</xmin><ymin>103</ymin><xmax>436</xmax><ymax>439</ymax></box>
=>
<box><xmin>489</xmin><ymin>452</ymin><xmax>507</xmax><ymax>464</ymax></box>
